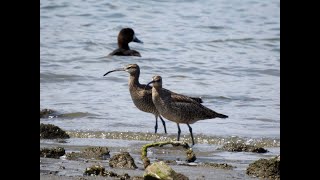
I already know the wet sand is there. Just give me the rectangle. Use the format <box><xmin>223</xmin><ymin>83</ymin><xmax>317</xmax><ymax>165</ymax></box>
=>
<box><xmin>40</xmin><ymin>138</ymin><xmax>261</xmax><ymax>179</ymax></box>
<box><xmin>40</xmin><ymin>157</ymin><xmax>257</xmax><ymax>180</ymax></box>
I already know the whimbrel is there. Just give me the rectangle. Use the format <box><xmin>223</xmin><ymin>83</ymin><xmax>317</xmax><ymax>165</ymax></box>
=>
<box><xmin>103</xmin><ymin>64</ymin><xmax>203</xmax><ymax>134</ymax></box>
<box><xmin>109</xmin><ymin>28</ymin><xmax>143</xmax><ymax>57</ymax></box>
<box><xmin>147</xmin><ymin>75</ymin><xmax>228</xmax><ymax>145</ymax></box>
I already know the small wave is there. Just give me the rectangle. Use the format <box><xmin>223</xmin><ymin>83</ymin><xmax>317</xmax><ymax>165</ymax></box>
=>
<box><xmin>207</xmin><ymin>26</ymin><xmax>225</xmax><ymax>30</ymax></box>
<box><xmin>105</xmin><ymin>13</ymin><xmax>126</xmax><ymax>18</ymax></box>
<box><xmin>76</xmin><ymin>13</ymin><xmax>92</xmax><ymax>17</ymax></box>
<box><xmin>40</xmin><ymin>108</ymin><xmax>96</xmax><ymax>119</ymax></box>
<box><xmin>66</xmin><ymin>131</ymin><xmax>280</xmax><ymax>147</ymax></box>
<box><xmin>60</xmin><ymin>112</ymin><xmax>96</xmax><ymax>119</ymax></box>
<box><xmin>168</xmin><ymin>75</ymin><xmax>189</xmax><ymax>79</ymax></box>
<box><xmin>210</xmin><ymin>38</ymin><xmax>255</xmax><ymax>43</ymax></box>
<box><xmin>199</xmin><ymin>95</ymin><xmax>233</xmax><ymax>103</ymax></box>
<box><xmin>272</xmin><ymin>48</ymin><xmax>280</xmax><ymax>53</ymax></box>
<box><xmin>228</xmin><ymin>66</ymin><xmax>279</xmax><ymax>78</ymax></box>
<box><xmin>226</xmin><ymin>95</ymin><xmax>260</xmax><ymax>102</ymax></box>
<box><xmin>40</xmin><ymin>73</ymin><xmax>89</xmax><ymax>83</ymax></box>
<box><xmin>208</xmin><ymin>96</ymin><xmax>232</xmax><ymax>100</ymax></box>
<box><xmin>246</xmin><ymin>117</ymin><xmax>278</xmax><ymax>123</ymax></box>
<box><xmin>261</xmin><ymin>37</ymin><xmax>280</xmax><ymax>41</ymax></box>
<box><xmin>247</xmin><ymin>68</ymin><xmax>280</xmax><ymax>77</ymax></box>
<box><xmin>41</xmin><ymin>5</ymin><xmax>67</xmax><ymax>10</ymax></box>
<box><xmin>195</xmin><ymin>37</ymin><xmax>279</xmax><ymax>44</ymax></box>
<box><xmin>81</xmin><ymin>23</ymin><xmax>93</xmax><ymax>27</ymax></box>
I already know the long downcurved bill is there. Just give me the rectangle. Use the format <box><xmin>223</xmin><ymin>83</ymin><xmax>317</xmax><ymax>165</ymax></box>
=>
<box><xmin>103</xmin><ymin>68</ymin><xmax>125</xmax><ymax>76</ymax></box>
<box><xmin>145</xmin><ymin>80</ymin><xmax>155</xmax><ymax>90</ymax></box>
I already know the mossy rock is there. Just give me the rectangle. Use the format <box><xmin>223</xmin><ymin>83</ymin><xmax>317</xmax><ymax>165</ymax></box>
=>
<box><xmin>82</xmin><ymin>146</ymin><xmax>110</xmax><ymax>159</ymax></box>
<box><xmin>140</xmin><ymin>141</ymin><xmax>195</xmax><ymax>168</ymax></box>
<box><xmin>246</xmin><ymin>156</ymin><xmax>280</xmax><ymax>179</ymax></box>
<box><xmin>84</xmin><ymin>165</ymin><xmax>105</xmax><ymax>176</ymax></box>
<box><xmin>40</xmin><ymin>123</ymin><xmax>70</xmax><ymax>139</ymax></box>
<box><xmin>131</xmin><ymin>176</ymin><xmax>144</xmax><ymax>180</ymax></box>
<box><xmin>218</xmin><ymin>142</ymin><xmax>268</xmax><ymax>153</ymax></box>
<box><xmin>109</xmin><ymin>152</ymin><xmax>137</xmax><ymax>169</ymax></box>
<box><xmin>40</xmin><ymin>109</ymin><xmax>59</xmax><ymax>118</ymax></box>
<box><xmin>186</xmin><ymin>148</ymin><xmax>196</xmax><ymax>162</ymax></box>
<box><xmin>144</xmin><ymin>161</ymin><xmax>189</xmax><ymax>180</ymax></box>
<box><xmin>40</xmin><ymin>147</ymin><xmax>65</xmax><ymax>159</ymax></box>
<box><xmin>162</xmin><ymin>159</ymin><xmax>177</xmax><ymax>165</ymax></box>
<box><xmin>66</xmin><ymin>146</ymin><xmax>110</xmax><ymax>160</ymax></box>
<box><xmin>65</xmin><ymin>152</ymin><xmax>81</xmax><ymax>160</ymax></box>
<box><xmin>84</xmin><ymin>164</ymin><xmax>131</xmax><ymax>179</ymax></box>
<box><xmin>200</xmin><ymin>162</ymin><xmax>234</xmax><ymax>170</ymax></box>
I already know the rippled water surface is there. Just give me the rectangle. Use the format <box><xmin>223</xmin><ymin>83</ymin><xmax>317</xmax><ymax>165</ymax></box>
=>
<box><xmin>40</xmin><ymin>0</ymin><xmax>279</xmax><ymax>152</ymax></box>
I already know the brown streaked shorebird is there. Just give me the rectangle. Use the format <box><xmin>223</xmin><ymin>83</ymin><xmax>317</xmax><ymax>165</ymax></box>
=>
<box><xmin>109</xmin><ymin>28</ymin><xmax>143</xmax><ymax>57</ymax></box>
<box><xmin>103</xmin><ymin>64</ymin><xmax>203</xmax><ymax>134</ymax></box>
<box><xmin>147</xmin><ymin>75</ymin><xmax>228</xmax><ymax>146</ymax></box>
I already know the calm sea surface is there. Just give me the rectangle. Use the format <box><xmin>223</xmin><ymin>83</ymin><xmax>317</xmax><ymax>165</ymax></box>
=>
<box><xmin>40</xmin><ymin>0</ymin><xmax>280</xmax><ymax>171</ymax></box>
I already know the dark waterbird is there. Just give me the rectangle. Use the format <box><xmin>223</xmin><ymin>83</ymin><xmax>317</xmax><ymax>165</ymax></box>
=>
<box><xmin>147</xmin><ymin>75</ymin><xmax>228</xmax><ymax>145</ymax></box>
<box><xmin>109</xmin><ymin>28</ymin><xmax>143</xmax><ymax>57</ymax></box>
<box><xmin>103</xmin><ymin>64</ymin><xmax>203</xmax><ymax>134</ymax></box>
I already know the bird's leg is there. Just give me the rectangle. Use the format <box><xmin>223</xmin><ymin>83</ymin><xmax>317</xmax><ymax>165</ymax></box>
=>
<box><xmin>154</xmin><ymin>115</ymin><xmax>158</xmax><ymax>134</ymax></box>
<box><xmin>187</xmin><ymin>123</ymin><xmax>195</xmax><ymax>146</ymax></box>
<box><xmin>159</xmin><ymin>116</ymin><xmax>167</xmax><ymax>134</ymax></box>
<box><xmin>177</xmin><ymin>123</ymin><xmax>181</xmax><ymax>141</ymax></box>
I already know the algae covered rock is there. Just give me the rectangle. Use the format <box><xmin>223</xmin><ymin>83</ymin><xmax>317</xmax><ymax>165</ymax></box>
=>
<box><xmin>66</xmin><ymin>146</ymin><xmax>110</xmax><ymax>160</ymax></box>
<box><xmin>84</xmin><ymin>164</ymin><xmax>132</xmax><ymax>179</ymax></box>
<box><xmin>40</xmin><ymin>147</ymin><xmax>65</xmax><ymax>158</ymax></box>
<box><xmin>246</xmin><ymin>156</ymin><xmax>280</xmax><ymax>179</ymax></box>
<box><xmin>82</xmin><ymin>146</ymin><xmax>110</xmax><ymax>159</ymax></box>
<box><xmin>40</xmin><ymin>123</ymin><xmax>70</xmax><ymax>139</ymax></box>
<box><xmin>140</xmin><ymin>141</ymin><xmax>195</xmax><ymax>168</ymax></box>
<box><xmin>162</xmin><ymin>160</ymin><xmax>177</xmax><ymax>165</ymax></box>
<box><xmin>131</xmin><ymin>176</ymin><xmax>144</xmax><ymax>180</ymax></box>
<box><xmin>84</xmin><ymin>165</ymin><xmax>105</xmax><ymax>176</ymax></box>
<box><xmin>40</xmin><ymin>109</ymin><xmax>59</xmax><ymax>118</ymax></box>
<box><xmin>185</xmin><ymin>148</ymin><xmax>196</xmax><ymax>162</ymax></box>
<box><xmin>218</xmin><ymin>142</ymin><xmax>268</xmax><ymax>153</ymax></box>
<box><xmin>144</xmin><ymin>161</ymin><xmax>189</xmax><ymax>180</ymax></box>
<box><xmin>200</xmin><ymin>162</ymin><xmax>234</xmax><ymax>170</ymax></box>
<box><xmin>109</xmin><ymin>152</ymin><xmax>137</xmax><ymax>169</ymax></box>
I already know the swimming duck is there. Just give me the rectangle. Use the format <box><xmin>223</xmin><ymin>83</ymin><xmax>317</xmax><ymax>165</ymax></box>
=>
<box><xmin>109</xmin><ymin>28</ymin><xmax>143</xmax><ymax>57</ymax></box>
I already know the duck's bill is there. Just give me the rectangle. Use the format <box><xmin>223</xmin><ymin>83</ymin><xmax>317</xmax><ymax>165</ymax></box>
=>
<box><xmin>133</xmin><ymin>35</ymin><xmax>143</xmax><ymax>44</ymax></box>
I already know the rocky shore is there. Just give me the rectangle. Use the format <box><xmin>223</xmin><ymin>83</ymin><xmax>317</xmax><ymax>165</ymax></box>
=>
<box><xmin>40</xmin><ymin>109</ymin><xmax>279</xmax><ymax>179</ymax></box>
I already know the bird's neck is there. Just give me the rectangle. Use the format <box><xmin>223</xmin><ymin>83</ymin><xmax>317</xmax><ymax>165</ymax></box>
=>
<box><xmin>118</xmin><ymin>42</ymin><xmax>130</xmax><ymax>50</ymax></box>
<box><xmin>129</xmin><ymin>74</ymin><xmax>139</xmax><ymax>88</ymax></box>
<box><xmin>152</xmin><ymin>86</ymin><xmax>162</xmax><ymax>97</ymax></box>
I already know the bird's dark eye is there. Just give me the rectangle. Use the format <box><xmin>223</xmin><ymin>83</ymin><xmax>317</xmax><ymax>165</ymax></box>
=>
<box><xmin>127</xmin><ymin>66</ymin><xmax>132</xmax><ymax>69</ymax></box>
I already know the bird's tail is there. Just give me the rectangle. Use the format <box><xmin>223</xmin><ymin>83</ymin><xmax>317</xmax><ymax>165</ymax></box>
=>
<box><xmin>216</xmin><ymin>113</ymin><xmax>228</xmax><ymax>118</ymax></box>
<box><xmin>191</xmin><ymin>97</ymin><xmax>203</xmax><ymax>103</ymax></box>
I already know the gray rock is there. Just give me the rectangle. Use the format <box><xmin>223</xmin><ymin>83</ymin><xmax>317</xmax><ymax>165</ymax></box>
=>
<box><xmin>40</xmin><ymin>147</ymin><xmax>65</xmax><ymax>158</ymax></box>
<box><xmin>66</xmin><ymin>146</ymin><xmax>110</xmax><ymax>160</ymax></box>
<box><xmin>84</xmin><ymin>164</ymin><xmax>132</xmax><ymax>179</ymax></box>
<box><xmin>144</xmin><ymin>161</ymin><xmax>189</xmax><ymax>180</ymax></box>
<box><xmin>109</xmin><ymin>152</ymin><xmax>137</xmax><ymax>169</ymax></box>
<box><xmin>218</xmin><ymin>142</ymin><xmax>268</xmax><ymax>153</ymax></box>
<box><xmin>40</xmin><ymin>109</ymin><xmax>59</xmax><ymax>118</ymax></box>
<box><xmin>246</xmin><ymin>156</ymin><xmax>280</xmax><ymax>179</ymax></box>
<box><xmin>40</xmin><ymin>123</ymin><xmax>70</xmax><ymax>139</ymax></box>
